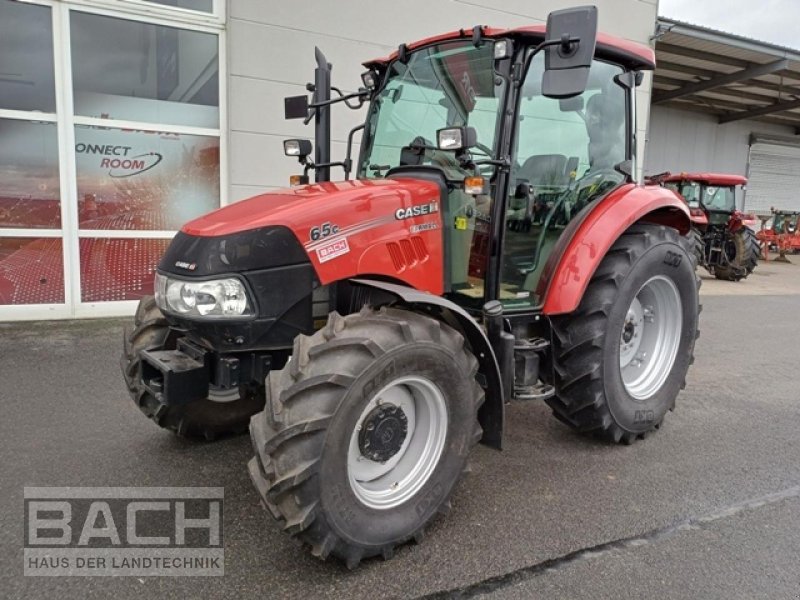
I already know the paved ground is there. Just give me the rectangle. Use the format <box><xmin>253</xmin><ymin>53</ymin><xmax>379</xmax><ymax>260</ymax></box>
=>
<box><xmin>2</xmin><ymin>260</ymin><xmax>799</xmax><ymax>599</ymax></box>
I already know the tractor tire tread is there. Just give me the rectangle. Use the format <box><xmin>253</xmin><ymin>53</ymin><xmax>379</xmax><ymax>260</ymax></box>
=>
<box><xmin>120</xmin><ymin>295</ymin><xmax>264</xmax><ymax>439</ymax></box>
<box><xmin>544</xmin><ymin>224</ymin><xmax>699</xmax><ymax>444</ymax></box>
<box><xmin>248</xmin><ymin>307</ymin><xmax>483</xmax><ymax>567</ymax></box>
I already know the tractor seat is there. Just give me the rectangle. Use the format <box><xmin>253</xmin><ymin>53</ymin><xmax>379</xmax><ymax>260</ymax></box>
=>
<box><xmin>517</xmin><ymin>154</ymin><xmax>568</xmax><ymax>188</ymax></box>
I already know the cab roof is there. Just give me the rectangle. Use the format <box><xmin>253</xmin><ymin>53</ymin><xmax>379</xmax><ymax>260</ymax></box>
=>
<box><xmin>663</xmin><ymin>172</ymin><xmax>748</xmax><ymax>186</ymax></box>
<box><xmin>364</xmin><ymin>24</ymin><xmax>656</xmax><ymax>71</ymax></box>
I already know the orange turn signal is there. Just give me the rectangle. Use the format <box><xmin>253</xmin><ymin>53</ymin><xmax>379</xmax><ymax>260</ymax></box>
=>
<box><xmin>464</xmin><ymin>176</ymin><xmax>486</xmax><ymax>195</ymax></box>
<box><xmin>289</xmin><ymin>174</ymin><xmax>309</xmax><ymax>186</ymax></box>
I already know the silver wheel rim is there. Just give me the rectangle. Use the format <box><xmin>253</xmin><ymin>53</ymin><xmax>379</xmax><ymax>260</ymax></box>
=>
<box><xmin>619</xmin><ymin>275</ymin><xmax>683</xmax><ymax>400</ymax></box>
<box><xmin>347</xmin><ymin>375</ymin><xmax>448</xmax><ymax>510</ymax></box>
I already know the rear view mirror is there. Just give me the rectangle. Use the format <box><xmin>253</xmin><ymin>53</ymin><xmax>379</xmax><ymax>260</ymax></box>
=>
<box><xmin>542</xmin><ymin>6</ymin><xmax>598</xmax><ymax>99</ymax></box>
<box><xmin>284</xmin><ymin>95</ymin><xmax>309</xmax><ymax>120</ymax></box>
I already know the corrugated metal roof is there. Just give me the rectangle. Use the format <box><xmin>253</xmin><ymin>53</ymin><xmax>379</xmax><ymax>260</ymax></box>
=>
<box><xmin>653</xmin><ymin>17</ymin><xmax>800</xmax><ymax>131</ymax></box>
<box><xmin>658</xmin><ymin>17</ymin><xmax>800</xmax><ymax>58</ymax></box>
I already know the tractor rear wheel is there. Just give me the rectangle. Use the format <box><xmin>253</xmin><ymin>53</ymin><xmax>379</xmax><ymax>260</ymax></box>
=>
<box><xmin>714</xmin><ymin>227</ymin><xmax>759</xmax><ymax>281</ymax></box>
<box><xmin>690</xmin><ymin>227</ymin><xmax>705</xmax><ymax>268</ymax></box>
<box><xmin>248</xmin><ymin>306</ymin><xmax>483</xmax><ymax>567</ymax></box>
<box><xmin>544</xmin><ymin>224</ymin><xmax>700</xmax><ymax>444</ymax></box>
<box><xmin>120</xmin><ymin>296</ymin><xmax>264</xmax><ymax>439</ymax></box>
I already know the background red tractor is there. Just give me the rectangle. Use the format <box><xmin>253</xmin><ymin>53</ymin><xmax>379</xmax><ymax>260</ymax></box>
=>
<box><xmin>757</xmin><ymin>208</ymin><xmax>800</xmax><ymax>262</ymax></box>
<box><xmin>121</xmin><ymin>7</ymin><xmax>700</xmax><ymax>566</ymax></box>
<box><xmin>648</xmin><ymin>172</ymin><xmax>759</xmax><ymax>281</ymax></box>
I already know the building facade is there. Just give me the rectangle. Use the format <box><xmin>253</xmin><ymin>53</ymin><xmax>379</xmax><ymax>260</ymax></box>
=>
<box><xmin>0</xmin><ymin>0</ymin><xmax>658</xmax><ymax>320</ymax></box>
<box><xmin>643</xmin><ymin>19</ymin><xmax>800</xmax><ymax>214</ymax></box>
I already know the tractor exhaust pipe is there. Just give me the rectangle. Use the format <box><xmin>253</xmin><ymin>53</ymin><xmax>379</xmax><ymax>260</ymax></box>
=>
<box><xmin>313</xmin><ymin>47</ymin><xmax>332</xmax><ymax>182</ymax></box>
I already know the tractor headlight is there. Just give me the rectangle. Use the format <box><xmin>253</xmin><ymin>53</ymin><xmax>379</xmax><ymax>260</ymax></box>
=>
<box><xmin>154</xmin><ymin>273</ymin><xmax>253</xmax><ymax>318</ymax></box>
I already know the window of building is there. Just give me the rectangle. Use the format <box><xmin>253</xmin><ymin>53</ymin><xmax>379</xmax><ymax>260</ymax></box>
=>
<box><xmin>0</xmin><ymin>120</ymin><xmax>61</xmax><ymax>230</ymax></box>
<box><xmin>0</xmin><ymin>0</ymin><xmax>223</xmax><ymax>317</ymax></box>
<box><xmin>70</xmin><ymin>12</ymin><xmax>219</xmax><ymax>128</ymax></box>
<box><xmin>143</xmin><ymin>0</ymin><xmax>214</xmax><ymax>13</ymax></box>
<box><xmin>0</xmin><ymin>0</ymin><xmax>56</xmax><ymax>112</ymax></box>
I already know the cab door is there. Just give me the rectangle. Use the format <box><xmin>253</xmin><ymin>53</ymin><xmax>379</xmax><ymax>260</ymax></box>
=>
<box><xmin>498</xmin><ymin>55</ymin><xmax>629</xmax><ymax>309</ymax></box>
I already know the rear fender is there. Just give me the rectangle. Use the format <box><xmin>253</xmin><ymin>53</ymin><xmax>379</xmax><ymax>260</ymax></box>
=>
<box><xmin>689</xmin><ymin>208</ymin><xmax>708</xmax><ymax>226</ymax></box>
<box><xmin>729</xmin><ymin>210</ymin><xmax>757</xmax><ymax>232</ymax></box>
<box><xmin>538</xmin><ymin>184</ymin><xmax>691</xmax><ymax>315</ymax></box>
<box><xmin>350</xmin><ymin>278</ymin><xmax>504</xmax><ymax>449</ymax></box>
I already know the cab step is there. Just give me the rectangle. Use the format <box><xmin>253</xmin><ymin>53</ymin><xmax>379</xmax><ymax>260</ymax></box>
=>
<box><xmin>513</xmin><ymin>337</ymin><xmax>553</xmax><ymax>401</ymax></box>
<box><xmin>514</xmin><ymin>381</ymin><xmax>555</xmax><ymax>401</ymax></box>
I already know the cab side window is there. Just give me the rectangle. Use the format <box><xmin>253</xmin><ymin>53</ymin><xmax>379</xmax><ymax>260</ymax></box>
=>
<box><xmin>499</xmin><ymin>56</ymin><xmax>627</xmax><ymax>308</ymax></box>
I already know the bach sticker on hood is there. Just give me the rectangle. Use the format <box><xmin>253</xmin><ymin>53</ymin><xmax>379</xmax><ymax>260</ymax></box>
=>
<box><xmin>316</xmin><ymin>238</ymin><xmax>350</xmax><ymax>263</ymax></box>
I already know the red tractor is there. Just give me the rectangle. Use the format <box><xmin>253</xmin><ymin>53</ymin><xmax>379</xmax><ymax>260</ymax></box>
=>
<box><xmin>650</xmin><ymin>172</ymin><xmax>759</xmax><ymax>281</ymax></box>
<box><xmin>757</xmin><ymin>208</ymin><xmax>800</xmax><ymax>261</ymax></box>
<box><xmin>121</xmin><ymin>7</ymin><xmax>700</xmax><ymax>567</ymax></box>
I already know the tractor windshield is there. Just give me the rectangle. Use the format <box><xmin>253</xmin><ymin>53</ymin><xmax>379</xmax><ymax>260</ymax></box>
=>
<box><xmin>359</xmin><ymin>41</ymin><xmax>506</xmax><ymax>178</ymax></box>
<box><xmin>665</xmin><ymin>181</ymin><xmax>701</xmax><ymax>208</ymax></box>
<box><xmin>666</xmin><ymin>182</ymin><xmax>736</xmax><ymax>212</ymax></box>
<box><xmin>701</xmin><ymin>185</ymin><xmax>735</xmax><ymax>212</ymax></box>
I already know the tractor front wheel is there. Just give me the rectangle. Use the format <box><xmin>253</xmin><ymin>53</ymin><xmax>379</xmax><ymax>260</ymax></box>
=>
<box><xmin>714</xmin><ymin>227</ymin><xmax>759</xmax><ymax>281</ymax></box>
<box><xmin>120</xmin><ymin>296</ymin><xmax>264</xmax><ymax>439</ymax></box>
<box><xmin>545</xmin><ymin>224</ymin><xmax>700</xmax><ymax>444</ymax></box>
<box><xmin>248</xmin><ymin>307</ymin><xmax>483</xmax><ymax>567</ymax></box>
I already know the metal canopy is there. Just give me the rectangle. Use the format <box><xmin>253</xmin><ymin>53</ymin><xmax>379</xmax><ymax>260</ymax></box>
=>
<box><xmin>653</xmin><ymin>18</ymin><xmax>800</xmax><ymax>132</ymax></box>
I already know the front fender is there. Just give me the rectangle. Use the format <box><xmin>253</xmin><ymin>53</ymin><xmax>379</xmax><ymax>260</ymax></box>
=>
<box><xmin>350</xmin><ymin>279</ymin><xmax>504</xmax><ymax>450</ymax></box>
<box><xmin>538</xmin><ymin>184</ymin><xmax>691</xmax><ymax>316</ymax></box>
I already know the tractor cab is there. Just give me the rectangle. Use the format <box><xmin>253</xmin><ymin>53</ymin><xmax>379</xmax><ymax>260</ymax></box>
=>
<box><xmin>283</xmin><ymin>10</ymin><xmax>646</xmax><ymax>313</ymax></box>
<box><xmin>356</xmin><ymin>36</ymin><xmax>630</xmax><ymax>309</ymax></box>
<box><xmin>771</xmin><ymin>210</ymin><xmax>800</xmax><ymax>235</ymax></box>
<box><xmin>661</xmin><ymin>173</ymin><xmax>746</xmax><ymax>227</ymax></box>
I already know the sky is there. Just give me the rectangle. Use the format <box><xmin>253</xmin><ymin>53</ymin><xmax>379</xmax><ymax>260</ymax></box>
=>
<box><xmin>659</xmin><ymin>0</ymin><xmax>800</xmax><ymax>49</ymax></box>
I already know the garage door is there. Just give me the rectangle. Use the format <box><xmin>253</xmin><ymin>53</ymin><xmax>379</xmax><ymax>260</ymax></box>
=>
<box><xmin>746</xmin><ymin>142</ymin><xmax>800</xmax><ymax>214</ymax></box>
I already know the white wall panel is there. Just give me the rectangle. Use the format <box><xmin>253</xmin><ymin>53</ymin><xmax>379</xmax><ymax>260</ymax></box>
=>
<box><xmin>644</xmin><ymin>106</ymin><xmax>795</xmax><ymax>176</ymax></box>
<box><xmin>644</xmin><ymin>105</ymin><xmax>796</xmax><ymax>210</ymax></box>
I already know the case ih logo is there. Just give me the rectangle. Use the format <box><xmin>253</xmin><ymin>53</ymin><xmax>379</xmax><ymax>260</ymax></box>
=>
<box><xmin>24</xmin><ymin>487</ymin><xmax>224</xmax><ymax>577</ymax></box>
<box><xmin>75</xmin><ymin>143</ymin><xmax>163</xmax><ymax>178</ymax></box>
<box><xmin>175</xmin><ymin>261</ymin><xmax>197</xmax><ymax>271</ymax></box>
<box><xmin>395</xmin><ymin>202</ymin><xmax>439</xmax><ymax>220</ymax></box>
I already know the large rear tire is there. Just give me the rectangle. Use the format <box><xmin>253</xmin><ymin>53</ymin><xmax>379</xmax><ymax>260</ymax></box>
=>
<box><xmin>120</xmin><ymin>296</ymin><xmax>264</xmax><ymax>439</ymax></box>
<box><xmin>544</xmin><ymin>224</ymin><xmax>700</xmax><ymax>444</ymax></box>
<box><xmin>714</xmin><ymin>227</ymin><xmax>759</xmax><ymax>281</ymax></box>
<box><xmin>248</xmin><ymin>306</ymin><xmax>483</xmax><ymax>568</ymax></box>
<box><xmin>690</xmin><ymin>227</ymin><xmax>705</xmax><ymax>268</ymax></box>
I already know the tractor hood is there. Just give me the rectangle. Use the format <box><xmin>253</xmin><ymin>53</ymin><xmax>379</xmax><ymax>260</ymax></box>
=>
<box><xmin>163</xmin><ymin>177</ymin><xmax>446</xmax><ymax>293</ymax></box>
<box><xmin>182</xmin><ymin>179</ymin><xmax>440</xmax><ymax>238</ymax></box>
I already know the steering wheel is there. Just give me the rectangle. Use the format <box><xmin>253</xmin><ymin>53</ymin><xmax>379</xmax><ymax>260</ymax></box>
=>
<box><xmin>538</xmin><ymin>168</ymin><xmax>622</xmax><ymax>230</ymax></box>
<box><xmin>567</xmin><ymin>167</ymin><xmax>624</xmax><ymax>213</ymax></box>
<box><xmin>468</xmin><ymin>142</ymin><xmax>497</xmax><ymax>177</ymax></box>
<box><xmin>578</xmin><ymin>167</ymin><xmax>623</xmax><ymax>185</ymax></box>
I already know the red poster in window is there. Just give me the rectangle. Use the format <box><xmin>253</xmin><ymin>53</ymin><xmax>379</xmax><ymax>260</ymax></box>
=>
<box><xmin>79</xmin><ymin>238</ymin><xmax>170</xmax><ymax>302</ymax></box>
<box><xmin>0</xmin><ymin>238</ymin><xmax>64</xmax><ymax>305</ymax></box>
<box><xmin>75</xmin><ymin>126</ymin><xmax>220</xmax><ymax>231</ymax></box>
